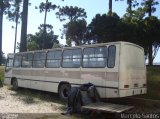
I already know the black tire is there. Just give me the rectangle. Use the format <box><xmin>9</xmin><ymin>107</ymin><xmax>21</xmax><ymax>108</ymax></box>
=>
<box><xmin>58</xmin><ymin>84</ymin><xmax>71</xmax><ymax>101</ymax></box>
<box><xmin>12</xmin><ymin>79</ymin><xmax>18</xmax><ymax>90</ymax></box>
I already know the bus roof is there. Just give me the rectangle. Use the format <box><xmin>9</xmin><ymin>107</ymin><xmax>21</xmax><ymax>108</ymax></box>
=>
<box><xmin>13</xmin><ymin>41</ymin><xmax>143</xmax><ymax>54</ymax></box>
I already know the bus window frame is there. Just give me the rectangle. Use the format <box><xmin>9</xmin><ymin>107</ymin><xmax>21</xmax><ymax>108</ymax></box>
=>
<box><xmin>13</xmin><ymin>54</ymin><xmax>22</xmax><ymax>68</ymax></box>
<box><xmin>21</xmin><ymin>53</ymin><xmax>33</xmax><ymax>68</ymax></box>
<box><xmin>5</xmin><ymin>57</ymin><xmax>13</xmax><ymax>72</ymax></box>
<box><xmin>82</xmin><ymin>46</ymin><xmax>107</xmax><ymax>68</ymax></box>
<box><xmin>62</xmin><ymin>48</ymin><xmax>82</xmax><ymax>68</ymax></box>
<box><xmin>46</xmin><ymin>50</ymin><xmax>62</xmax><ymax>68</ymax></box>
<box><xmin>33</xmin><ymin>51</ymin><xmax>46</xmax><ymax>68</ymax></box>
<box><xmin>107</xmin><ymin>45</ymin><xmax>116</xmax><ymax>68</ymax></box>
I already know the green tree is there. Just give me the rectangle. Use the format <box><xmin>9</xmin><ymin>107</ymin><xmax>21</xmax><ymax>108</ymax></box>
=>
<box><xmin>127</xmin><ymin>0</ymin><xmax>139</xmax><ymax>13</ymax></box>
<box><xmin>121</xmin><ymin>0</ymin><xmax>159</xmax><ymax>64</ymax></box>
<box><xmin>52</xmin><ymin>43</ymin><xmax>62</xmax><ymax>48</ymax></box>
<box><xmin>7</xmin><ymin>0</ymin><xmax>22</xmax><ymax>53</ymax></box>
<box><xmin>20</xmin><ymin>0</ymin><xmax>28</xmax><ymax>52</ymax></box>
<box><xmin>87</xmin><ymin>13</ymin><xmax>120</xmax><ymax>44</ymax></box>
<box><xmin>27</xmin><ymin>24</ymin><xmax>59</xmax><ymax>51</ymax></box>
<box><xmin>27</xmin><ymin>34</ymin><xmax>39</xmax><ymax>51</ymax></box>
<box><xmin>127</xmin><ymin>0</ymin><xmax>132</xmax><ymax>12</ymax></box>
<box><xmin>141</xmin><ymin>0</ymin><xmax>159</xmax><ymax>65</ymax></box>
<box><xmin>56</xmin><ymin>6</ymin><xmax>87</xmax><ymax>22</ymax></box>
<box><xmin>56</xmin><ymin>6</ymin><xmax>87</xmax><ymax>46</ymax></box>
<box><xmin>142</xmin><ymin>0</ymin><xmax>159</xmax><ymax>17</ymax></box>
<box><xmin>143</xmin><ymin>16</ymin><xmax>160</xmax><ymax>64</ymax></box>
<box><xmin>64</xmin><ymin>19</ymin><xmax>87</xmax><ymax>46</ymax></box>
<box><xmin>123</xmin><ymin>8</ymin><xmax>145</xmax><ymax>23</ymax></box>
<box><xmin>0</xmin><ymin>0</ymin><xmax>10</xmax><ymax>65</ymax></box>
<box><xmin>38</xmin><ymin>0</ymin><xmax>56</xmax><ymax>27</ymax></box>
<box><xmin>37</xmin><ymin>0</ymin><xmax>56</xmax><ymax>49</ymax></box>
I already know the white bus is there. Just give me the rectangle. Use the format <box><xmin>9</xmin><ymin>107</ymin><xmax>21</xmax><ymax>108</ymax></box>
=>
<box><xmin>4</xmin><ymin>41</ymin><xmax>147</xmax><ymax>100</ymax></box>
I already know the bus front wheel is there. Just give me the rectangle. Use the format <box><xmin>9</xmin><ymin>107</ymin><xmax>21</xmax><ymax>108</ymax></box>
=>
<box><xmin>58</xmin><ymin>84</ymin><xmax>71</xmax><ymax>101</ymax></box>
<box><xmin>12</xmin><ymin>79</ymin><xmax>18</xmax><ymax>90</ymax></box>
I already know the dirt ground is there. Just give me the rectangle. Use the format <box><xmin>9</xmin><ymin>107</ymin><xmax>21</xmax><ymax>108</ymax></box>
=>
<box><xmin>0</xmin><ymin>85</ymin><xmax>90</xmax><ymax>119</ymax></box>
<box><xmin>0</xmin><ymin>86</ymin><xmax>64</xmax><ymax>113</ymax></box>
<box><xmin>1</xmin><ymin>85</ymin><xmax>160</xmax><ymax>119</ymax></box>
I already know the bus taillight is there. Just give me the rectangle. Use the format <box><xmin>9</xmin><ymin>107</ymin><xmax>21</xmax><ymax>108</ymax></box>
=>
<box><xmin>143</xmin><ymin>84</ymin><xmax>146</xmax><ymax>87</ymax></box>
<box><xmin>124</xmin><ymin>85</ymin><xmax>129</xmax><ymax>88</ymax></box>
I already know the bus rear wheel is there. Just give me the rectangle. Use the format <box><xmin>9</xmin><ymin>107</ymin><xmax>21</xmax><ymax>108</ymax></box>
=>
<box><xmin>12</xmin><ymin>79</ymin><xmax>18</xmax><ymax>90</ymax></box>
<box><xmin>58</xmin><ymin>84</ymin><xmax>71</xmax><ymax>101</ymax></box>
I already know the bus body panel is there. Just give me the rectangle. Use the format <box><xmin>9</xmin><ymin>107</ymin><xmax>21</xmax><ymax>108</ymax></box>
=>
<box><xmin>4</xmin><ymin>70</ymin><xmax>12</xmax><ymax>85</ymax></box>
<box><xmin>81</xmin><ymin>68</ymin><xmax>106</xmax><ymax>98</ymax></box>
<box><xmin>119</xmin><ymin>42</ymin><xmax>147</xmax><ymax>97</ymax></box>
<box><xmin>4</xmin><ymin>41</ymin><xmax>147</xmax><ymax>99</ymax></box>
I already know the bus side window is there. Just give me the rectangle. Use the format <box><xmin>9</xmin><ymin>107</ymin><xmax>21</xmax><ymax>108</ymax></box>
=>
<box><xmin>83</xmin><ymin>48</ymin><xmax>94</xmax><ymax>68</ymax></box>
<box><xmin>6</xmin><ymin>58</ymin><xmax>13</xmax><ymax>67</ymax></box>
<box><xmin>73</xmin><ymin>49</ymin><xmax>82</xmax><ymax>67</ymax></box>
<box><xmin>33</xmin><ymin>52</ymin><xmax>46</xmax><ymax>68</ymax></box>
<box><xmin>107</xmin><ymin>45</ymin><xmax>116</xmax><ymax>68</ymax></box>
<box><xmin>83</xmin><ymin>47</ymin><xmax>107</xmax><ymax>68</ymax></box>
<box><xmin>46</xmin><ymin>50</ymin><xmax>62</xmax><ymax>68</ymax></box>
<box><xmin>5</xmin><ymin>58</ymin><xmax>13</xmax><ymax>71</ymax></box>
<box><xmin>62</xmin><ymin>49</ymin><xmax>81</xmax><ymax>68</ymax></box>
<box><xmin>13</xmin><ymin>54</ymin><xmax>22</xmax><ymax>67</ymax></box>
<box><xmin>22</xmin><ymin>53</ymin><xmax>33</xmax><ymax>68</ymax></box>
<box><xmin>95</xmin><ymin>47</ymin><xmax>107</xmax><ymax>67</ymax></box>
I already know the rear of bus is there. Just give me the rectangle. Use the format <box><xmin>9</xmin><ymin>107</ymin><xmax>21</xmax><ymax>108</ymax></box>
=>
<box><xmin>119</xmin><ymin>42</ymin><xmax>147</xmax><ymax>97</ymax></box>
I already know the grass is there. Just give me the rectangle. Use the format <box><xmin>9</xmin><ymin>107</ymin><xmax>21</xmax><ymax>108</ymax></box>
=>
<box><xmin>0</xmin><ymin>66</ymin><xmax>4</xmax><ymax>87</ymax></box>
<box><xmin>136</xmin><ymin>66</ymin><xmax>160</xmax><ymax>100</ymax></box>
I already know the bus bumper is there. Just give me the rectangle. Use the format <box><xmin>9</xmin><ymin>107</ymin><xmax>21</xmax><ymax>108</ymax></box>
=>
<box><xmin>119</xmin><ymin>88</ymin><xmax>147</xmax><ymax>97</ymax></box>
